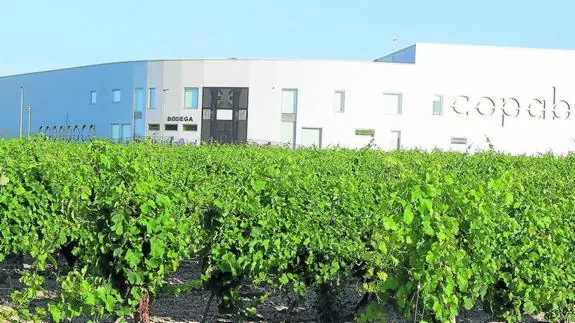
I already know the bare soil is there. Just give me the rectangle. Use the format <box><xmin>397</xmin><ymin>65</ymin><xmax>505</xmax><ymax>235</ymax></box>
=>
<box><xmin>1</xmin><ymin>259</ymin><xmax>548</xmax><ymax>322</ymax></box>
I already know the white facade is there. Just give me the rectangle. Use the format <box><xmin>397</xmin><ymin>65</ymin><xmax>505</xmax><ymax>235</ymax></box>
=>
<box><xmin>145</xmin><ymin>43</ymin><xmax>575</xmax><ymax>155</ymax></box>
<box><xmin>4</xmin><ymin>43</ymin><xmax>575</xmax><ymax>155</ymax></box>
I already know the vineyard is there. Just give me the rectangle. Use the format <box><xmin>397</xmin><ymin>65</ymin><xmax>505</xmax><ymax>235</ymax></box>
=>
<box><xmin>1</xmin><ymin>138</ymin><xmax>575</xmax><ymax>322</ymax></box>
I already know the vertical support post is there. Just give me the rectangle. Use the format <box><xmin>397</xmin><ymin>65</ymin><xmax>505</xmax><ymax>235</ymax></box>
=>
<box><xmin>161</xmin><ymin>89</ymin><xmax>169</xmax><ymax>142</ymax></box>
<box><xmin>27</xmin><ymin>105</ymin><xmax>32</xmax><ymax>137</ymax></box>
<box><xmin>19</xmin><ymin>87</ymin><xmax>24</xmax><ymax>138</ymax></box>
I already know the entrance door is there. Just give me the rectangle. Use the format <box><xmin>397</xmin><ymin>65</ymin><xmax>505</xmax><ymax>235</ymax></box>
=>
<box><xmin>201</xmin><ymin>87</ymin><xmax>249</xmax><ymax>144</ymax></box>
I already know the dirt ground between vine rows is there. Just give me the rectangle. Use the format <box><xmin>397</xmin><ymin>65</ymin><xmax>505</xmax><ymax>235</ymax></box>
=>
<box><xmin>1</xmin><ymin>259</ymin><xmax>548</xmax><ymax>322</ymax></box>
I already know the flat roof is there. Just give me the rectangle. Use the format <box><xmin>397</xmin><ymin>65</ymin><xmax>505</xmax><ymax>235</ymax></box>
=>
<box><xmin>4</xmin><ymin>42</ymin><xmax>575</xmax><ymax>78</ymax></box>
<box><xmin>412</xmin><ymin>41</ymin><xmax>575</xmax><ymax>53</ymax></box>
<box><xmin>0</xmin><ymin>57</ymin><xmax>405</xmax><ymax>78</ymax></box>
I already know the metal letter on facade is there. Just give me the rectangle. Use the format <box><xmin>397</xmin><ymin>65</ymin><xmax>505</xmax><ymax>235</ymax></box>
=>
<box><xmin>552</xmin><ymin>86</ymin><xmax>571</xmax><ymax>120</ymax></box>
<box><xmin>553</xmin><ymin>101</ymin><xmax>571</xmax><ymax>120</ymax></box>
<box><xmin>474</xmin><ymin>97</ymin><xmax>496</xmax><ymax>116</ymax></box>
<box><xmin>451</xmin><ymin>96</ymin><xmax>470</xmax><ymax>115</ymax></box>
<box><xmin>528</xmin><ymin>99</ymin><xmax>546</xmax><ymax>119</ymax></box>
<box><xmin>501</xmin><ymin>98</ymin><xmax>521</xmax><ymax>117</ymax></box>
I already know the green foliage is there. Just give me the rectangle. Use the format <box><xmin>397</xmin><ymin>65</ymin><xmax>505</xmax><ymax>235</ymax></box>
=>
<box><xmin>1</xmin><ymin>138</ymin><xmax>575</xmax><ymax>322</ymax></box>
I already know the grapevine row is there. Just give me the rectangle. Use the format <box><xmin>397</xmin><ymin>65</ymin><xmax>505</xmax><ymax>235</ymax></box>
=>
<box><xmin>1</xmin><ymin>138</ymin><xmax>575</xmax><ymax>322</ymax></box>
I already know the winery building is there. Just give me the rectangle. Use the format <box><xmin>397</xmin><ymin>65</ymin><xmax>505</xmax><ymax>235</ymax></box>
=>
<box><xmin>1</xmin><ymin>43</ymin><xmax>575</xmax><ymax>155</ymax></box>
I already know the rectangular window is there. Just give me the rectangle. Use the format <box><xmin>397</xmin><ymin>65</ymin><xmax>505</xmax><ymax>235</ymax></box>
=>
<box><xmin>301</xmin><ymin>128</ymin><xmax>322</xmax><ymax>148</ymax></box>
<box><xmin>90</xmin><ymin>90</ymin><xmax>97</xmax><ymax>104</ymax></box>
<box><xmin>390</xmin><ymin>130</ymin><xmax>401</xmax><ymax>150</ymax></box>
<box><xmin>216</xmin><ymin>109</ymin><xmax>233</xmax><ymax>120</ymax></box>
<box><xmin>122</xmin><ymin>124</ymin><xmax>132</xmax><ymax>140</ymax></box>
<box><xmin>184</xmin><ymin>87</ymin><xmax>199</xmax><ymax>109</ymax></box>
<box><xmin>282</xmin><ymin>89</ymin><xmax>298</xmax><ymax>113</ymax></box>
<box><xmin>183</xmin><ymin>124</ymin><xmax>198</xmax><ymax>132</ymax></box>
<box><xmin>451</xmin><ymin>137</ymin><xmax>468</xmax><ymax>145</ymax></box>
<box><xmin>281</xmin><ymin>121</ymin><xmax>296</xmax><ymax>148</ymax></box>
<box><xmin>433</xmin><ymin>94</ymin><xmax>443</xmax><ymax>115</ymax></box>
<box><xmin>148</xmin><ymin>88</ymin><xmax>157</xmax><ymax>110</ymax></box>
<box><xmin>334</xmin><ymin>90</ymin><xmax>345</xmax><ymax>113</ymax></box>
<box><xmin>135</xmin><ymin>119</ymin><xmax>144</xmax><ymax>138</ymax></box>
<box><xmin>135</xmin><ymin>88</ymin><xmax>145</xmax><ymax>112</ymax></box>
<box><xmin>148</xmin><ymin>124</ymin><xmax>160</xmax><ymax>131</ymax></box>
<box><xmin>383</xmin><ymin>93</ymin><xmax>402</xmax><ymax>114</ymax></box>
<box><xmin>355</xmin><ymin>129</ymin><xmax>375</xmax><ymax>136</ymax></box>
<box><xmin>165</xmin><ymin>124</ymin><xmax>178</xmax><ymax>131</ymax></box>
<box><xmin>281</xmin><ymin>89</ymin><xmax>298</xmax><ymax>148</ymax></box>
<box><xmin>111</xmin><ymin>124</ymin><xmax>121</xmax><ymax>140</ymax></box>
<box><xmin>112</xmin><ymin>89</ymin><xmax>121</xmax><ymax>103</ymax></box>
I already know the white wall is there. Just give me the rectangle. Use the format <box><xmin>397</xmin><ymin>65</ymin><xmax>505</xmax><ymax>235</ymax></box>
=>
<box><xmin>414</xmin><ymin>43</ymin><xmax>575</xmax><ymax>155</ymax></box>
<box><xmin>247</xmin><ymin>60</ymin><xmax>418</xmax><ymax>149</ymax></box>
<box><xmin>147</xmin><ymin>44</ymin><xmax>575</xmax><ymax>155</ymax></box>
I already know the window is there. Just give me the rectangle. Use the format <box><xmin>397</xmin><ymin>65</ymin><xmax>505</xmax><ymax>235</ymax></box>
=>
<box><xmin>111</xmin><ymin>124</ymin><xmax>131</xmax><ymax>141</ymax></box>
<box><xmin>281</xmin><ymin>89</ymin><xmax>298</xmax><ymax>148</ymax></box>
<box><xmin>183</xmin><ymin>124</ymin><xmax>198</xmax><ymax>132</ymax></box>
<box><xmin>301</xmin><ymin>128</ymin><xmax>322</xmax><ymax>148</ymax></box>
<box><xmin>451</xmin><ymin>137</ymin><xmax>468</xmax><ymax>145</ymax></box>
<box><xmin>135</xmin><ymin>88</ymin><xmax>145</xmax><ymax>112</ymax></box>
<box><xmin>334</xmin><ymin>90</ymin><xmax>345</xmax><ymax>113</ymax></box>
<box><xmin>111</xmin><ymin>124</ymin><xmax>121</xmax><ymax>140</ymax></box>
<box><xmin>148</xmin><ymin>88</ymin><xmax>157</xmax><ymax>110</ymax></box>
<box><xmin>122</xmin><ymin>124</ymin><xmax>132</xmax><ymax>140</ymax></box>
<box><xmin>433</xmin><ymin>94</ymin><xmax>443</xmax><ymax>115</ymax></box>
<box><xmin>165</xmin><ymin>124</ymin><xmax>178</xmax><ymax>131</ymax></box>
<box><xmin>383</xmin><ymin>93</ymin><xmax>402</xmax><ymax>114</ymax></box>
<box><xmin>282</xmin><ymin>89</ymin><xmax>298</xmax><ymax>113</ymax></box>
<box><xmin>90</xmin><ymin>90</ymin><xmax>97</xmax><ymax>104</ymax></box>
<box><xmin>281</xmin><ymin>121</ymin><xmax>295</xmax><ymax>148</ymax></box>
<box><xmin>184</xmin><ymin>87</ymin><xmax>199</xmax><ymax>109</ymax></box>
<box><xmin>112</xmin><ymin>89</ymin><xmax>121</xmax><ymax>103</ymax></box>
<box><xmin>390</xmin><ymin>131</ymin><xmax>401</xmax><ymax>150</ymax></box>
<box><xmin>148</xmin><ymin>124</ymin><xmax>160</xmax><ymax>131</ymax></box>
<box><xmin>134</xmin><ymin>119</ymin><xmax>144</xmax><ymax>138</ymax></box>
<box><xmin>216</xmin><ymin>109</ymin><xmax>233</xmax><ymax>120</ymax></box>
<box><xmin>355</xmin><ymin>129</ymin><xmax>375</xmax><ymax>137</ymax></box>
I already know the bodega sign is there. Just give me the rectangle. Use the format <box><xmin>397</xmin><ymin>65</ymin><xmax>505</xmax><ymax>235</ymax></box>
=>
<box><xmin>167</xmin><ymin>116</ymin><xmax>194</xmax><ymax>122</ymax></box>
<box><xmin>451</xmin><ymin>86</ymin><xmax>571</xmax><ymax>120</ymax></box>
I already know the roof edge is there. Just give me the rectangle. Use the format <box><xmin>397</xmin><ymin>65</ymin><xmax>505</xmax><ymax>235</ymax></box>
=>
<box><xmin>374</xmin><ymin>44</ymin><xmax>417</xmax><ymax>64</ymax></box>
<box><xmin>0</xmin><ymin>60</ymin><xmax>150</xmax><ymax>79</ymax></box>
<box><xmin>1</xmin><ymin>57</ymin><xmax>410</xmax><ymax>78</ymax></box>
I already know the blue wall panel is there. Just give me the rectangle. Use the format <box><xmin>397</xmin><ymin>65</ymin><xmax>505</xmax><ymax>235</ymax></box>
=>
<box><xmin>0</xmin><ymin>61</ymin><xmax>148</xmax><ymax>139</ymax></box>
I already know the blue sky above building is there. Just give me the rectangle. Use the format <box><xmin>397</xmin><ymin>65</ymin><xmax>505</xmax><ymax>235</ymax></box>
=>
<box><xmin>1</xmin><ymin>0</ymin><xmax>575</xmax><ymax>76</ymax></box>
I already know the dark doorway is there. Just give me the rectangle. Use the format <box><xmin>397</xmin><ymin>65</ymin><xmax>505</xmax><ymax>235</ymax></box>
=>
<box><xmin>201</xmin><ymin>87</ymin><xmax>249</xmax><ymax>144</ymax></box>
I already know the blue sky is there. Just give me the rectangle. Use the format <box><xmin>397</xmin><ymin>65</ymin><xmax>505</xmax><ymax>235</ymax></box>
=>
<box><xmin>1</xmin><ymin>0</ymin><xmax>574</xmax><ymax>76</ymax></box>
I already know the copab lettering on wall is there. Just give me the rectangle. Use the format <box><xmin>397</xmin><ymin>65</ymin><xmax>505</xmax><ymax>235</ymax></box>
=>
<box><xmin>450</xmin><ymin>87</ymin><xmax>572</xmax><ymax>120</ymax></box>
<box><xmin>166</xmin><ymin>116</ymin><xmax>194</xmax><ymax>122</ymax></box>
